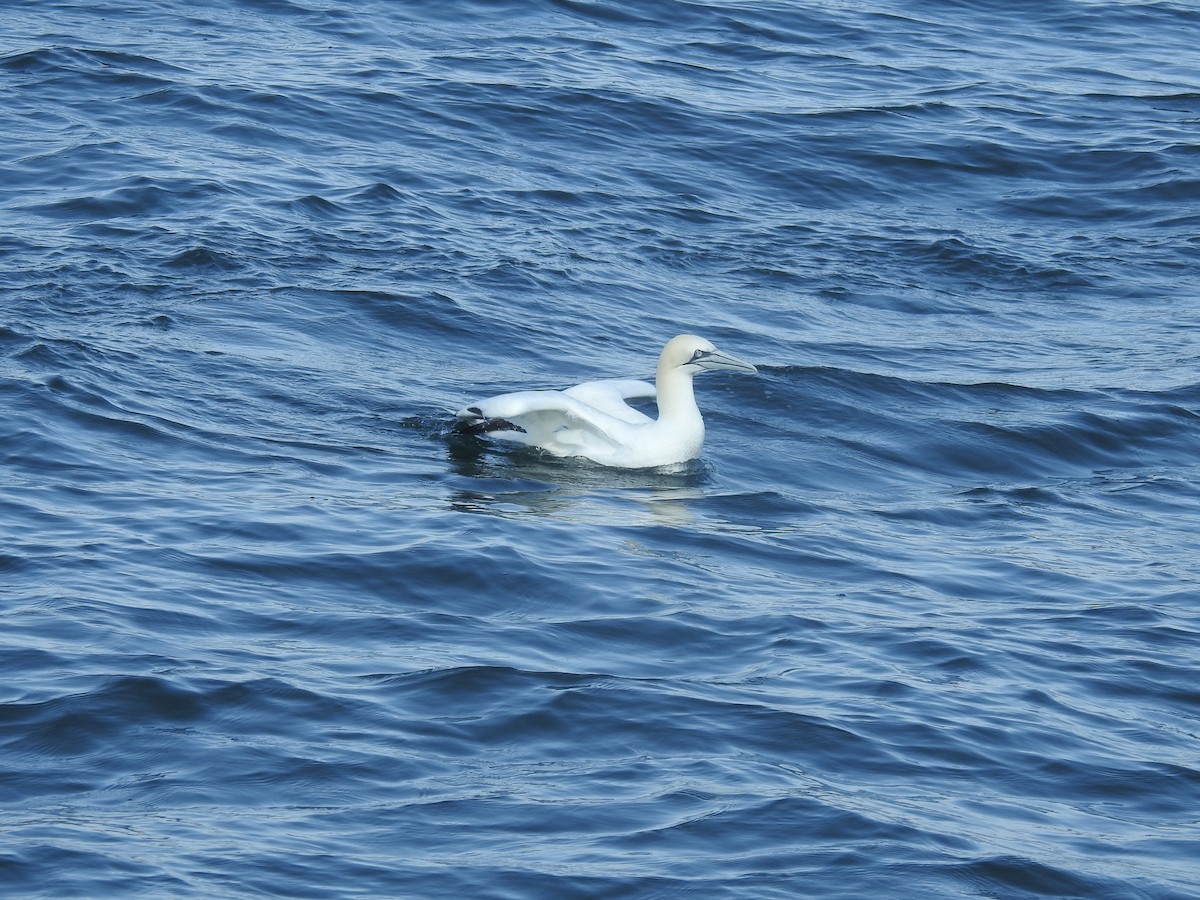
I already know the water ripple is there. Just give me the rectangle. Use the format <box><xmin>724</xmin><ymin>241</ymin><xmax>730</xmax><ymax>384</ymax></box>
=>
<box><xmin>3</xmin><ymin>0</ymin><xmax>1199</xmax><ymax>896</ymax></box>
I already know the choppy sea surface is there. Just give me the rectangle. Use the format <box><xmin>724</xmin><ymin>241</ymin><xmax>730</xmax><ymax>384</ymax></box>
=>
<box><xmin>3</xmin><ymin>1</ymin><xmax>1199</xmax><ymax>896</ymax></box>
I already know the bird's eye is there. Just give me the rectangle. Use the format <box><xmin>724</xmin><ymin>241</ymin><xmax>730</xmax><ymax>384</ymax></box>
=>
<box><xmin>690</xmin><ymin>349</ymin><xmax>709</xmax><ymax>362</ymax></box>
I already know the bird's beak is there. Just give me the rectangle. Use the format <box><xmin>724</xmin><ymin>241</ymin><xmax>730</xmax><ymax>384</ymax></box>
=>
<box><xmin>697</xmin><ymin>348</ymin><xmax>757</xmax><ymax>374</ymax></box>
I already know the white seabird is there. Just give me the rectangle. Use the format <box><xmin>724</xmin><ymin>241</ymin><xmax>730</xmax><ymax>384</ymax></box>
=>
<box><xmin>454</xmin><ymin>334</ymin><xmax>757</xmax><ymax>468</ymax></box>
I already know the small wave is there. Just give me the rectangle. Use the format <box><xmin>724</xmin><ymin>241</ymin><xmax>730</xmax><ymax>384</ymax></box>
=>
<box><xmin>27</xmin><ymin>175</ymin><xmax>233</xmax><ymax>222</ymax></box>
<box><xmin>0</xmin><ymin>45</ymin><xmax>183</xmax><ymax>81</ymax></box>
<box><xmin>163</xmin><ymin>247</ymin><xmax>241</xmax><ymax>270</ymax></box>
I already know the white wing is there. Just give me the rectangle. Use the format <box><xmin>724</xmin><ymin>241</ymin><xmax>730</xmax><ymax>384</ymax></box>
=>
<box><xmin>455</xmin><ymin>387</ymin><xmax>643</xmax><ymax>455</ymax></box>
<box><xmin>563</xmin><ymin>379</ymin><xmax>655</xmax><ymax>425</ymax></box>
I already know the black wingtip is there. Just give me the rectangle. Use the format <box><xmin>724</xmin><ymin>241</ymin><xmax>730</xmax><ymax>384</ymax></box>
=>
<box><xmin>455</xmin><ymin>416</ymin><xmax>526</xmax><ymax>436</ymax></box>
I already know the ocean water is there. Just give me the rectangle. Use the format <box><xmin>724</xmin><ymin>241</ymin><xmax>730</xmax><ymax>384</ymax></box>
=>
<box><xmin>2</xmin><ymin>0</ymin><xmax>1199</xmax><ymax>896</ymax></box>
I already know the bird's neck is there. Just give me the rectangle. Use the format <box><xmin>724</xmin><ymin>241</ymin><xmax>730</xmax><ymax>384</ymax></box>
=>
<box><xmin>655</xmin><ymin>364</ymin><xmax>701</xmax><ymax>427</ymax></box>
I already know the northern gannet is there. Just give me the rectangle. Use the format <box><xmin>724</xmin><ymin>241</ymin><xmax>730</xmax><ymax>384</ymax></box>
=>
<box><xmin>454</xmin><ymin>334</ymin><xmax>757</xmax><ymax>468</ymax></box>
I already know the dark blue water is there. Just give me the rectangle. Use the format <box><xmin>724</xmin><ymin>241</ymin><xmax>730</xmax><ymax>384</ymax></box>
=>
<box><xmin>3</xmin><ymin>0</ymin><xmax>1199</xmax><ymax>896</ymax></box>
